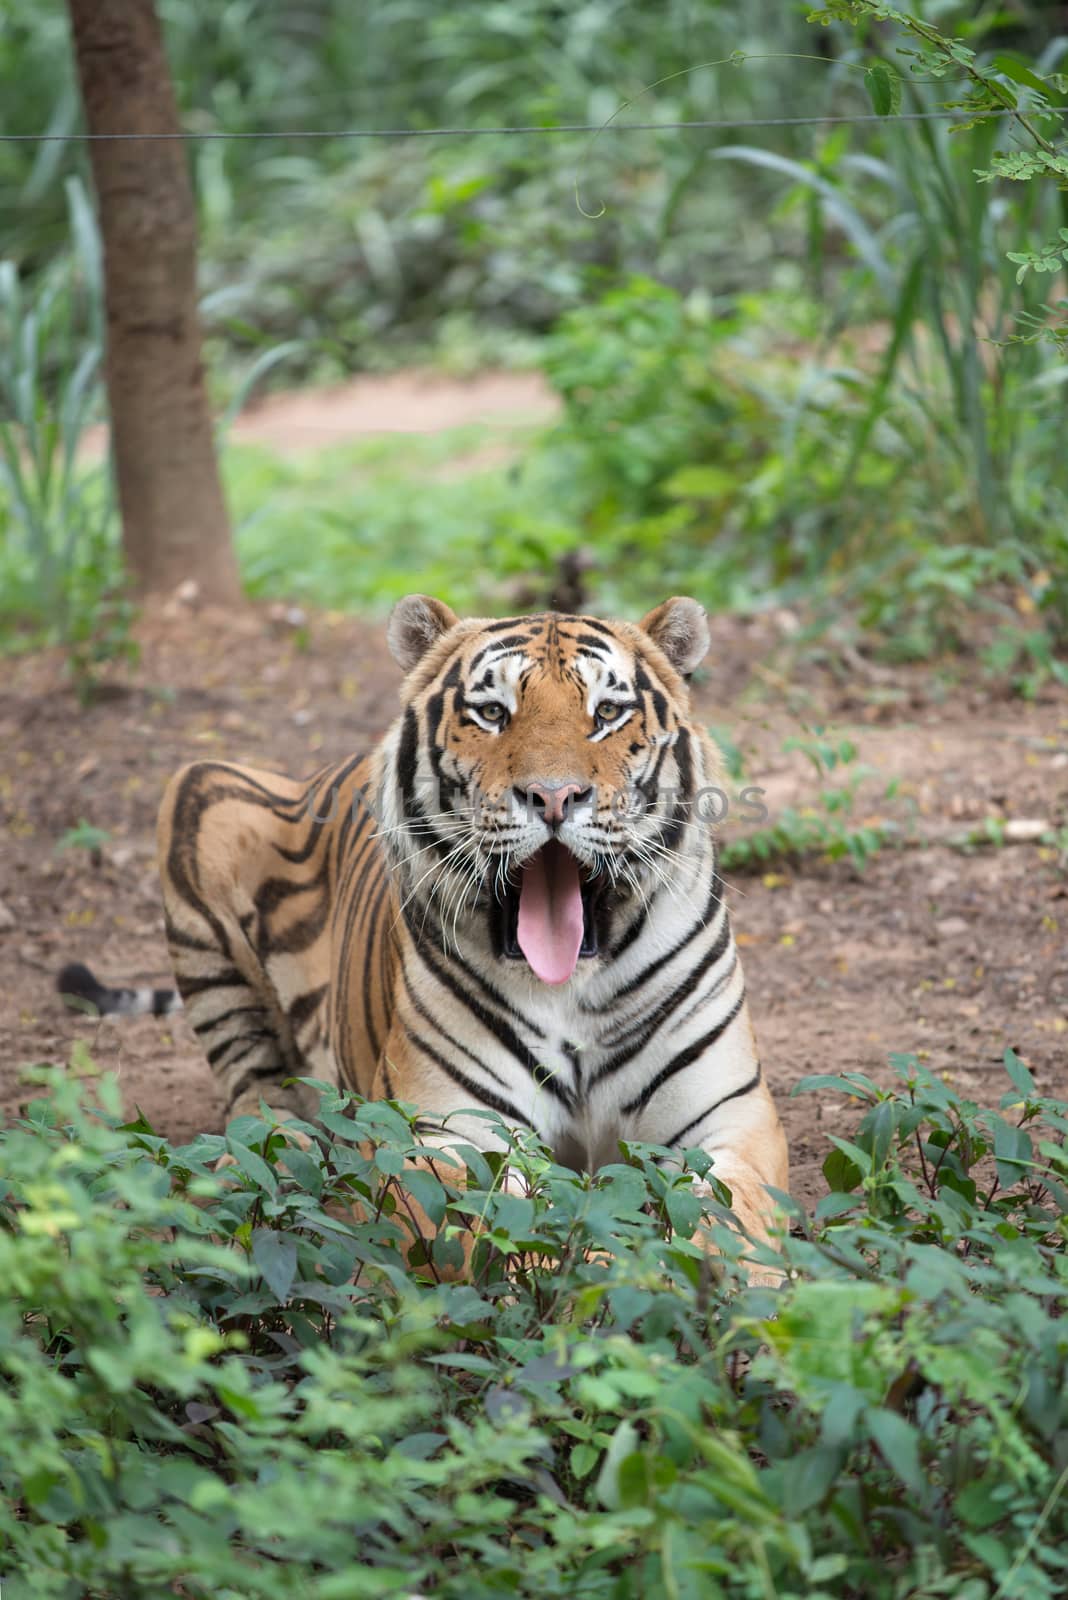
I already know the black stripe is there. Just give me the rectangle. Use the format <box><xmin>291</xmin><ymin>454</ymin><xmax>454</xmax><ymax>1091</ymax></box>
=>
<box><xmin>403</xmin><ymin>916</ymin><xmax>567</xmax><ymax>1103</ymax></box>
<box><xmin>483</xmin><ymin>616</ymin><xmax>537</xmax><ymax>635</ymax></box>
<box><xmin>634</xmin><ymin>654</ymin><xmax>669</xmax><ymax>725</ymax></box>
<box><xmin>192</xmin><ymin>1003</ymin><xmax>265</xmax><ymax>1035</ymax></box>
<box><xmin>210</xmin><ymin>1029</ymin><xmax>277</xmax><ymax>1071</ymax></box>
<box><xmin>335</xmin><ymin>823</ymin><xmax>384</xmax><ymax>924</ymax></box>
<box><xmin>396</xmin><ymin>707</ymin><xmax>419</xmax><ymax>801</ymax></box>
<box><xmin>302</xmin><ymin>753</ymin><xmax>367</xmax><ymax>829</ymax></box>
<box><xmin>408</xmin><ymin>1030</ymin><xmax>530</xmax><ymax>1127</ymax></box>
<box><xmin>608</xmin><ymin>899</ymin><xmax>650</xmax><ymax>962</ymax></box>
<box><xmin>396</xmin><ymin>704</ymin><xmax>453</xmax><ymax>861</ymax></box>
<box><xmin>570</xmin><ymin>617</ymin><xmax>615</xmax><ymax>639</ymax></box>
<box><xmin>331</xmin><ymin>777</ymin><xmax>375</xmax><ymax>869</ymax></box>
<box><xmin>178</xmin><ymin>762</ymin><xmax>311</xmax><ymax>816</ymax></box>
<box><xmin>664</xmin><ymin>1066</ymin><xmax>763</xmax><ymax>1149</ymax></box>
<box><xmin>400</xmin><ymin>964</ymin><xmax>511</xmax><ymax>1090</ymax></box>
<box><xmin>608</xmin><ymin>861</ymin><xmax>722</xmax><ymax>1002</ymax></box>
<box><xmin>469</xmin><ymin>634</ymin><xmax>531</xmax><ymax>670</ymax></box>
<box><xmin>178</xmin><ymin>968</ymin><xmax>247</xmax><ymax>998</ymax></box>
<box><xmin>290</xmin><ymin>984</ymin><xmax>327</xmax><ymax>1034</ymax></box>
<box><xmin>621</xmin><ymin>990</ymin><xmax>746</xmax><ymax>1115</ymax></box>
<box><xmin>657</xmin><ymin>728</ymin><xmax>692</xmax><ymax>855</ymax></box>
<box><xmin>359</xmin><ymin>875</ymin><xmax>391</xmax><ymax>1061</ymax></box>
<box><xmin>405</xmin><ymin>897</ymin><xmax>546</xmax><ymax>1038</ymax></box>
<box><xmin>163</xmin><ymin>919</ymin><xmax>214</xmax><ymax>953</ymax></box>
<box><xmin>596</xmin><ymin>924</ymin><xmax>734</xmax><ymax>1067</ymax></box>
<box><xmin>254</xmin><ymin>850</ymin><xmax>332</xmax><ymax>956</ymax></box>
<box><xmin>333</xmin><ymin>838</ymin><xmax>389</xmax><ymax>1063</ymax></box>
<box><xmin>165</xmin><ymin>764</ymin><xmax>326</xmax><ymax>980</ymax></box>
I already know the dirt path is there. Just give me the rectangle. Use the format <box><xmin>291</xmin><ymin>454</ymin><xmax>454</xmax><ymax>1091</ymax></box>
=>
<box><xmin>80</xmin><ymin>369</ymin><xmax>559</xmax><ymax>459</ymax></box>
<box><xmin>3</xmin><ymin>601</ymin><xmax>1066</xmax><ymax>1209</ymax></box>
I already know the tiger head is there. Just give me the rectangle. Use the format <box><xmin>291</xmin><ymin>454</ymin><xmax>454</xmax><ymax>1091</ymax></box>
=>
<box><xmin>377</xmin><ymin>595</ymin><xmax>722</xmax><ymax>984</ymax></box>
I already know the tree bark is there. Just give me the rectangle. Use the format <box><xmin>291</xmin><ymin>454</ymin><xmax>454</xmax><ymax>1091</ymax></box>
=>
<box><xmin>66</xmin><ymin>0</ymin><xmax>241</xmax><ymax>605</ymax></box>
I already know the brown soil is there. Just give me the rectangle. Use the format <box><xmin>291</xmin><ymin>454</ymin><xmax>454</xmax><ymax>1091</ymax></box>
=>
<box><xmin>80</xmin><ymin>369</ymin><xmax>559</xmax><ymax>459</ymax></box>
<box><xmin>3</xmin><ymin>597</ymin><xmax>1066</xmax><ymax>1212</ymax></box>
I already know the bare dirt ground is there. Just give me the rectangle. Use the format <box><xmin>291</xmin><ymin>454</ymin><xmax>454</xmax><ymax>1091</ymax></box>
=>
<box><xmin>3</xmin><ymin>593</ymin><xmax>1066</xmax><ymax>1210</ymax></box>
<box><xmin>80</xmin><ymin>369</ymin><xmax>559</xmax><ymax>459</ymax></box>
<box><xmin>5</xmin><ymin>371</ymin><xmax>1068</xmax><ymax>1208</ymax></box>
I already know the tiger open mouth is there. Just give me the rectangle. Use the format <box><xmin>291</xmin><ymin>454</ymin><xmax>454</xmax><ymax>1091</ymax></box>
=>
<box><xmin>497</xmin><ymin>839</ymin><xmax>600</xmax><ymax>985</ymax></box>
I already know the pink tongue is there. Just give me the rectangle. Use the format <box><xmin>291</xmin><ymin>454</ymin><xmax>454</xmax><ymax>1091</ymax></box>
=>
<box><xmin>517</xmin><ymin>840</ymin><xmax>584</xmax><ymax>985</ymax></box>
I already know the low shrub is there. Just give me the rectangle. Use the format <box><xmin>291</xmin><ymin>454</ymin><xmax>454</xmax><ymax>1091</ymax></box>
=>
<box><xmin>1</xmin><ymin>1049</ymin><xmax>1065</xmax><ymax>1598</ymax></box>
<box><xmin>527</xmin><ymin>274</ymin><xmax>1068</xmax><ymax>659</ymax></box>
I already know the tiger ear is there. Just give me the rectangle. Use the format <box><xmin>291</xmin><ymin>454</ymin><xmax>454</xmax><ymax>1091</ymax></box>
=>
<box><xmin>387</xmin><ymin>594</ymin><xmax>460</xmax><ymax>672</ymax></box>
<box><xmin>638</xmin><ymin>597</ymin><xmax>710</xmax><ymax>678</ymax></box>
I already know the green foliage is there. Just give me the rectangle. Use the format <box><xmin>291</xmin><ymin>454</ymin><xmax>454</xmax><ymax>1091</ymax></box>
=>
<box><xmin>722</xmin><ymin>728</ymin><xmax>892</xmax><ymax>872</ymax></box>
<box><xmin>228</xmin><ymin>424</ymin><xmax>576</xmax><ymax>613</ymax></box>
<box><xmin>4</xmin><ymin>0</ymin><xmax>1068</xmax><ymax>682</ymax></box>
<box><xmin>984</xmin><ymin>620</ymin><xmax>1068</xmax><ymax>700</ymax></box>
<box><xmin>0</xmin><ymin>177</ymin><xmax>138</xmax><ymax>699</ymax></box>
<box><xmin>1</xmin><ymin>1052</ymin><xmax>1066</xmax><ymax>1597</ymax></box>
<box><xmin>519</xmin><ymin>259</ymin><xmax>1061</xmax><ymax>644</ymax></box>
<box><xmin>3</xmin><ymin>0</ymin><xmax>831</xmax><ymax>372</ymax></box>
<box><xmin>55</xmin><ymin>819</ymin><xmax>111</xmax><ymax>858</ymax></box>
<box><xmin>810</xmin><ymin>0</ymin><xmax>1068</xmax><ymax>327</ymax></box>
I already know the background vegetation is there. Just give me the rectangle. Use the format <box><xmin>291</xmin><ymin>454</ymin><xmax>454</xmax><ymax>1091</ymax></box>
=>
<box><xmin>2</xmin><ymin>0</ymin><xmax>1067</xmax><ymax>688</ymax></box>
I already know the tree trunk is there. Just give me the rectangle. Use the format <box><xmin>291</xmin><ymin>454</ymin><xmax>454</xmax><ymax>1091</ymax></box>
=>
<box><xmin>66</xmin><ymin>0</ymin><xmax>241</xmax><ymax>605</ymax></box>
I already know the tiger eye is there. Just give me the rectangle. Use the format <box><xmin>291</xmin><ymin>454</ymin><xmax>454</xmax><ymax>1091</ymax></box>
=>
<box><xmin>596</xmin><ymin>701</ymin><xmax>624</xmax><ymax>722</ymax></box>
<box><xmin>478</xmin><ymin>702</ymin><xmax>506</xmax><ymax>723</ymax></box>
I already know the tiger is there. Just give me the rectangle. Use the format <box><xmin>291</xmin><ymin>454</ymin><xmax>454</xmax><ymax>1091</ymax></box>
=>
<box><xmin>58</xmin><ymin>595</ymin><xmax>788</xmax><ymax>1262</ymax></box>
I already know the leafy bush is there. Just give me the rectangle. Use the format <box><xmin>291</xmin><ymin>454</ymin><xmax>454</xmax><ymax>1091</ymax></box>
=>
<box><xmin>525</xmin><ymin>251</ymin><xmax>1068</xmax><ymax>653</ymax></box>
<box><xmin>2</xmin><ymin>1049</ymin><xmax>1066</xmax><ymax>1598</ymax></box>
<box><xmin>5</xmin><ymin>0</ymin><xmax>830</xmax><ymax>372</ymax></box>
<box><xmin>5</xmin><ymin>0</ymin><xmax>1068</xmax><ymax>678</ymax></box>
<box><xmin>0</xmin><ymin>179</ymin><xmax>125</xmax><ymax>650</ymax></box>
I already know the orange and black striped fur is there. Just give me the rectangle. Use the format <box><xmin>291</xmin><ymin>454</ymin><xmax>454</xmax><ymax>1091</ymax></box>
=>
<box><xmin>65</xmin><ymin>597</ymin><xmax>788</xmax><ymax>1251</ymax></box>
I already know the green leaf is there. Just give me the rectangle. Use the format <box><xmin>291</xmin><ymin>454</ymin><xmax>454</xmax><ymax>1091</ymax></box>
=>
<box><xmin>596</xmin><ymin>1419</ymin><xmax>641</xmax><ymax>1511</ymax></box>
<box><xmin>224</xmin><ymin>1135</ymin><xmax>278</xmax><ymax>1195</ymax></box>
<box><xmin>793</xmin><ymin>1072</ymin><xmax>881</xmax><ymax>1102</ymax></box>
<box><xmin>827</xmin><ymin>1136</ymin><xmax>873</xmax><ymax>1177</ymax></box>
<box><xmin>662</xmin><ymin>464</ymin><xmax>735</xmax><ymax>499</ymax></box>
<box><xmin>866</xmin><ymin>1099</ymin><xmax>896</xmax><ymax>1172</ymax></box>
<box><xmin>958</xmin><ymin>1473</ymin><xmax>1011</xmax><ymax>1530</ymax></box>
<box><xmin>991</xmin><ymin>54</ymin><xmax>1051</xmax><ymax>97</ymax></box>
<box><xmin>493</xmin><ymin>1192</ymin><xmax>535</xmax><ymax>1237</ymax></box>
<box><xmin>782</xmin><ymin>1443</ymin><xmax>843</xmax><ymax>1514</ymax></box>
<box><xmin>863</xmin><ymin>61</ymin><xmax>902</xmax><ymax>117</ymax></box>
<box><xmin>991</xmin><ymin>1116</ymin><xmax>1033</xmax><ymax>1188</ymax></box>
<box><xmin>279</xmin><ymin>1144</ymin><xmax>324</xmax><ymax>1197</ymax></box>
<box><xmin>1003</xmin><ymin>1048</ymin><xmax>1036</xmax><ymax>1101</ymax></box>
<box><xmin>865</xmin><ymin>1407</ymin><xmax>926</xmax><ymax>1497</ymax></box>
<box><xmin>251</xmin><ymin>1227</ymin><xmax>298</xmax><ymax>1303</ymax></box>
<box><xmin>823</xmin><ymin>1146</ymin><xmax>863</xmax><ymax>1192</ymax></box>
<box><xmin>402</xmin><ymin>1166</ymin><xmax>447</xmax><ymax>1227</ymax></box>
<box><xmin>820</xmin><ymin>1383</ymin><xmax>866</xmax><ymax>1448</ymax></box>
<box><xmin>374</xmin><ymin>1147</ymin><xmax>406</xmax><ymax>1177</ymax></box>
<box><xmin>317</xmin><ymin>1108</ymin><xmax>365</xmax><ymax>1142</ymax></box>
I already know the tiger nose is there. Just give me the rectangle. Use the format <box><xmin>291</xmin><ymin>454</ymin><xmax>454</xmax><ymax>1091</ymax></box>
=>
<box><xmin>514</xmin><ymin>781</ymin><xmax>592</xmax><ymax>827</ymax></box>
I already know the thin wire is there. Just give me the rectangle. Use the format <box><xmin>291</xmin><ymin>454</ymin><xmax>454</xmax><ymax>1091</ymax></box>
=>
<box><xmin>0</xmin><ymin>106</ymin><xmax>1052</xmax><ymax>143</ymax></box>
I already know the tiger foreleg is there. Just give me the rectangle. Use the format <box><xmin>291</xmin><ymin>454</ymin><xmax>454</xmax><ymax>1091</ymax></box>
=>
<box><xmin>692</xmin><ymin>1086</ymin><xmax>790</xmax><ymax>1288</ymax></box>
